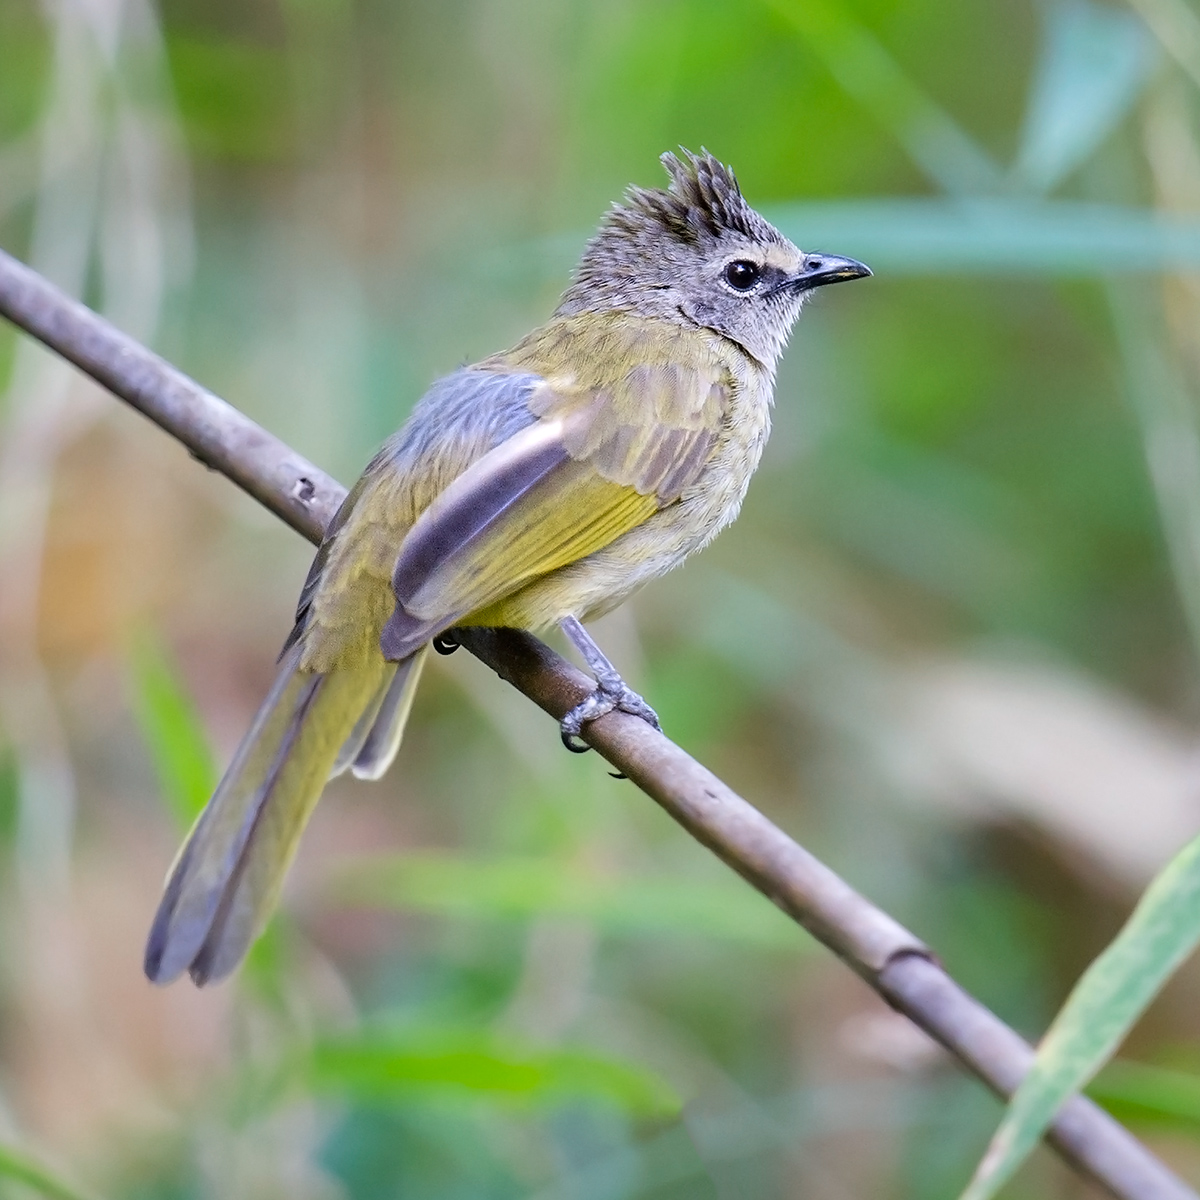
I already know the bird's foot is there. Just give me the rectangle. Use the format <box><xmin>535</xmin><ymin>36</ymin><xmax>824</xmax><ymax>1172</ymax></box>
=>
<box><xmin>557</xmin><ymin>615</ymin><xmax>662</xmax><ymax>760</ymax></box>
<box><xmin>559</xmin><ymin>674</ymin><xmax>661</xmax><ymax>753</ymax></box>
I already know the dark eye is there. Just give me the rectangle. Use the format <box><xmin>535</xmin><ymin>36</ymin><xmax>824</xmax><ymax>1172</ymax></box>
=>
<box><xmin>723</xmin><ymin>260</ymin><xmax>761</xmax><ymax>291</ymax></box>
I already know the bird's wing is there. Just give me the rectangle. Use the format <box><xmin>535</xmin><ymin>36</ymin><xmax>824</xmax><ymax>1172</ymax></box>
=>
<box><xmin>285</xmin><ymin>367</ymin><xmax>545</xmax><ymax>666</ymax></box>
<box><xmin>380</xmin><ymin>358</ymin><xmax>728</xmax><ymax>657</ymax></box>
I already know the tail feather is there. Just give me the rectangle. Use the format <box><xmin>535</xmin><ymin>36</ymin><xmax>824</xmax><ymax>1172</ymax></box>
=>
<box><xmin>185</xmin><ymin>670</ymin><xmax>325</xmax><ymax>984</ymax></box>
<box><xmin>330</xmin><ymin>663</ymin><xmax>397</xmax><ymax>779</ymax></box>
<box><xmin>352</xmin><ymin>645</ymin><xmax>428</xmax><ymax>781</ymax></box>
<box><xmin>144</xmin><ymin>643</ymin><xmax>399</xmax><ymax>986</ymax></box>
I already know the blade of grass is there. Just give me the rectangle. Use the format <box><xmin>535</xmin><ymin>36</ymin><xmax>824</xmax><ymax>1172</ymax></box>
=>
<box><xmin>1014</xmin><ymin>0</ymin><xmax>1156</xmax><ymax>193</ymax></box>
<box><xmin>309</xmin><ymin>1028</ymin><xmax>680</xmax><ymax>1118</ymax></box>
<box><xmin>0</xmin><ymin>1142</ymin><xmax>101</xmax><ymax>1200</ymax></box>
<box><xmin>1125</xmin><ymin>0</ymin><xmax>1200</xmax><ymax>91</ymax></box>
<box><xmin>503</xmin><ymin>200</ymin><xmax>1200</xmax><ymax>289</ymax></box>
<box><xmin>1107</xmin><ymin>283</ymin><xmax>1200</xmax><ymax>663</ymax></box>
<box><xmin>767</xmin><ymin>198</ymin><xmax>1200</xmax><ymax>274</ymax></box>
<box><xmin>332</xmin><ymin>851</ymin><xmax>806</xmax><ymax>950</ymax></box>
<box><xmin>126</xmin><ymin>629</ymin><xmax>216</xmax><ymax>832</ymax></box>
<box><xmin>961</xmin><ymin>830</ymin><xmax>1200</xmax><ymax>1199</ymax></box>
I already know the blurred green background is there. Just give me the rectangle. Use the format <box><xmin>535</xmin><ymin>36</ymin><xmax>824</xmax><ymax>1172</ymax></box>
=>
<box><xmin>4</xmin><ymin>0</ymin><xmax>1200</xmax><ymax>1196</ymax></box>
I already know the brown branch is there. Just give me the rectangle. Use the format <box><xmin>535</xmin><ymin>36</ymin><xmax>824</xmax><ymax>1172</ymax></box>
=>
<box><xmin>0</xmin><ymin>244</ymin><xmax>1192</xmax><ymax>1200</ymax></box>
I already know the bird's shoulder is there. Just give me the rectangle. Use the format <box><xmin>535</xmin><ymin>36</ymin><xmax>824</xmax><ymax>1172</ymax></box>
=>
<box><xmin>490</xmin><ymin>311</ymin><xmax>738</xmax><ymax>397</ymax></box>
<box><xmin>484</xmin><ymin>313</ymin><xmax>738</xmax><ymax>489</ymax></box>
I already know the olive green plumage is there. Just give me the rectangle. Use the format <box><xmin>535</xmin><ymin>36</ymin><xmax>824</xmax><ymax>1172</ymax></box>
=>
<box><xmin>145</xmin><ymin>149</ymin><xmax>870</xmax><ymax>985</ymax></box>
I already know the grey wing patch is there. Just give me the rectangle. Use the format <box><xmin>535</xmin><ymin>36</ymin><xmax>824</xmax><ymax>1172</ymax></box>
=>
<box><xmin>654</xmin><ymin>372</ymin><xmax>727</xmax><ymax>500</ymax></box>
<box><xmin>379</xmin><ymin>417</ymin><xmax>572</xmax><ymax>660</ymax></box>
<box><xmin>654</xmin><ymin>421</ymin><xmax>719</xmax><ymax>500</ymax></box>
<box><xmin>391</xmin><ymin>418</ymin><xmax>570</xmax><ymax>604</ymax></box>
<box><xmin>382</xmin><ymin>367</ymin><xmax>544</xmax><ymax>472</ymax></box>
<box><xmin>283</xmin><ymin>367</ymin><xmax>544</xmax><ymax>658</ymax></box>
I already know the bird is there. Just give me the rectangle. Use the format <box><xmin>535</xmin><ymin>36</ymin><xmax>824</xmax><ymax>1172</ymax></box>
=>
<box><xmin>144</xmin><ymin>149</ymin><xmax>870</xmax><ymax>986</ymax></box>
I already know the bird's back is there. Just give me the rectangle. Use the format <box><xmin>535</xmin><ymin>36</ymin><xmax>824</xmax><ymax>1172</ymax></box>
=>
<box><xmin>296</xmin><ymin>367</ymin><xmax>542</xmax><ymax>672</ymax></box>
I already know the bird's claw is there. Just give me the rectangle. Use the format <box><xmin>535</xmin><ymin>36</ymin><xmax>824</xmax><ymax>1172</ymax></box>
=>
<box><xmin>432</xmin><ymin>632</ymin><xmax>460</xmax><ymax>656</ymax></box>
<box><xmin>561</xmin><ymin>729</ymin><xmax>592</xmax><ymax>754</ymax></box>
<box><xmin>558</xmin><ymin>677</ymin><xmax>661</xmax><ymax>754</ymax></box>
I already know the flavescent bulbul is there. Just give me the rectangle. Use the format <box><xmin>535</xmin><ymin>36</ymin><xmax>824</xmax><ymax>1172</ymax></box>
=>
<box><xmin>145</xmin><ymin>150</ymin><xmax>870</xmax><ymax>986</ymax></box>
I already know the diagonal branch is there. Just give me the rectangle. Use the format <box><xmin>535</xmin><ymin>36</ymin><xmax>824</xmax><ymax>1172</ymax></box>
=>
<box><xmin>0</xmin><ymin>245</ymin><xmax>1192</xmax><ymax>1200</ymax></box>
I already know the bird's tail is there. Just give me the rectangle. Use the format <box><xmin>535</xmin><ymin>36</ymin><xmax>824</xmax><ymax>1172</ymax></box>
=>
<box><xmin>144</xmin><ymin>642</ymin><xmax>428</xmax><ymax>986</ymax></box>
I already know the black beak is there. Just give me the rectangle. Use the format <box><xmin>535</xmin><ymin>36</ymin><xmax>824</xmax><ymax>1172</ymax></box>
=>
<box><xmin>791</xmin><ymin>252</ymin><xmax>872</xmax><ymax>292</ymax></box>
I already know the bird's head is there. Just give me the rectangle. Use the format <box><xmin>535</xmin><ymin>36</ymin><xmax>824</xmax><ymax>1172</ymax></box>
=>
<box><xmin>557</xmin><ymin>149</ymin><xmax>870</xmax><ymax>371</ymax></box>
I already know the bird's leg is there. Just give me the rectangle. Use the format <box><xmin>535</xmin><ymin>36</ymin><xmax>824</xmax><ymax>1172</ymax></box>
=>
<box><xmin>558</xmin><ymin>616</ymin><xmax>661</xmax><ymax>752</ymax></box>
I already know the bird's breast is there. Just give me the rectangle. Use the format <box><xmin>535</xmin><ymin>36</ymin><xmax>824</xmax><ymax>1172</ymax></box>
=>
<box><xmin>674</xmin><ymin>354</ymin><xmax>773</xmax><ymax>546</ymax></box>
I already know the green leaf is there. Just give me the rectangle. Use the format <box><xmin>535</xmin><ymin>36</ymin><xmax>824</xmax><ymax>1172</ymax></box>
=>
<box><xmin>1014</xmin><ymin>0</ymin><xmax>1157</xmax><ymax>192</ymax></box>
<box><xmin>767</xmin><ymin>198</ymin><xmax>1200</xmax><ymax>275</ymax></box>
<box><xmin>308</xmin><ymin>1028</ymin><xmax>680</xmax><ymax>1118</ymax></box>
<box><xmin>505</xmin><ymin>200</ymin><xmax>1200</xmax><ymax>289</ymax></box>
<box><xmin>331</xmin><ymin>852</ymin><xmax>806</xmax><ymax>950</ymax></box>
<box><xmin>961</xmin><ymin>830</ymin><xmax>1200</xmax><ymax>1200</ymax></box>
<box><xmin>0</xmin><ymin>1141</ymin><xmax>101</xmax><ymax>1200</ymax></box>
<box><xmin>126</xmin><ymin>630</ymin><xmax>217</xmax><ymax>832</ymax></box>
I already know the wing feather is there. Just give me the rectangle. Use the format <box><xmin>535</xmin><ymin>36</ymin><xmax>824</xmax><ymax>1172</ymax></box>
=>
<box><xmin>379</xmin><ymin>347</ymin><xmax>731</xmax><ymax>660</ymax></box>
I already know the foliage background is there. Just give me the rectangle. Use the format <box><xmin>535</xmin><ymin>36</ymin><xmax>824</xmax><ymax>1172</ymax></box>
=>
<box><xmin>3</xmin><ymin>0</ymin><xmax>1200</xmax><ymax>1196</ymax></box>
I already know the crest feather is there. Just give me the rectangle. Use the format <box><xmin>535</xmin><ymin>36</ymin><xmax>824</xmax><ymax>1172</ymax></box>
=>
<box><xmin>557</xmin><ymin>148</ymin><xmax>794</xmax><ymax>315</ymax></box>
<box><xmin>609</xmin><ymin>148</ymin><xmax>782</xmax><ymax>246</ymax></box>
